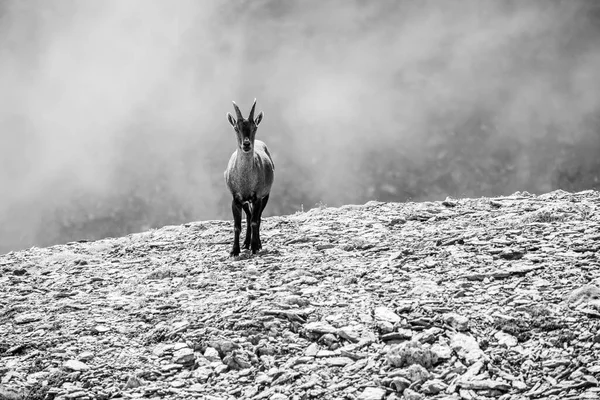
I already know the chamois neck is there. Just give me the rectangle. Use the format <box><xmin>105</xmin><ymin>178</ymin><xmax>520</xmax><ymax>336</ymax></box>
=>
<box><xmin>237</xmin><ymin>148</ymin><xmax>255</xmax><ymax>165</ymax></box>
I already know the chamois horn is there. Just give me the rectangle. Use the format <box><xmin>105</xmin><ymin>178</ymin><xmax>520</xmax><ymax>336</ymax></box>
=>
<box><xmin>232</xmin><ymin>101</ymin><xmax>244</xmax><ymax>120</ymax></box>
<box><xmin>248</xmin><ymin>98</ymin><xmax>257</xmax><ymax>122</ymax></box>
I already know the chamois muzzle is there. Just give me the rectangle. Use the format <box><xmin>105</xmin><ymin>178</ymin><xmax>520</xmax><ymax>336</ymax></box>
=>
<box><xmin>242</xmin><ymin>138</ymin><xmax>252</xmax><ymax>152</ymax></box>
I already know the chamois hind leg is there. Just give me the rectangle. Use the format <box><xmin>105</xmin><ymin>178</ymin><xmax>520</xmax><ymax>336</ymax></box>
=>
<box><xmin>256</xmin><ymin>194</ymin><xmax>269</xmax><ymax>249</ymax></box>
<box><xmin>242</xmin><ymin>202</ymin><xmax>252</xmax><ymax>249</ymax></box>
<box><xmin>250</xmin><ymin>197</ymin><xmax>263</xmax><ymax>254</ymax></box>
<box><xmin>230</xmin><ymin>200</ymin><xmax>243</xmax><ymax>257</ymax></box>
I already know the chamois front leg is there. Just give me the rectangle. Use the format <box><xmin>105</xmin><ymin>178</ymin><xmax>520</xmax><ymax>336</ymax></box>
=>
<box><xmin>242</xmin><ymin>202</ymin><xmax>252</xmax><ymax>250</ymax></box>
<box><xmin>256</xmin><ymin>194</ymin><xmax>269</xmax><ymax>249</ymax></box>
<box><xmin>230</xmin><ymin>200</ymin><xmax>243</xmax><ymax>257</ymax></box>
<box><xmin>250</xmin><ymin>197</ymin><xmax>263</xmax><ymax>254</ymax></box>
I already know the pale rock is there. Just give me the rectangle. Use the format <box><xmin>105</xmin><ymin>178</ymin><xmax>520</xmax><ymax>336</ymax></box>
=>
<box><xmin>14</xmin><ymin>313</ymin><xmax>42</xmax><ymax>324</ymax></box>
<box><xmin>65</xmin><ymin>390</ymin><xmax>87</xmax><ymax>399</ymax></box>
<box><xmin>124</xmin><ymin>376</ymin><xmax>143</xmax><ymax>389</ymax></box>
<box><xmin>255</xmin><ymin>372</ymin><xmax>272</xmax><ymax>385</ymax></box>
<box><xmin>394</xmin><ymin>328</ymin><xmax>413</xmax><ymax>340</ymax></box>
<box><xmin>337</xmin><ymin>325</ymin><xmax>362</xmax><ymax>342</ymax></box>
<box><xmin>589</xmin><ymin>365</ymin><xmax>600</xmax><ymax>373</ymax></box>
<box><xmin>421</xmin><ymin>379</ymin><xmax>447</xmax><ymax>394</ymax></box>
<box><xmin>193</xmin><ymin>366</ymin><xmax>213</xmax><ymax>383</ymax></box>
<box><xmin>92</xmin><ymin>325</ymin><xmax>110</xmax><ymax>333</ymax></box>
<box><xmin>358</xmin><ymin>387</ymin><xmax>387</xmax><ymax>400</ymax></box>
<box><xmin>204</xmin><ymin>347</ymin><xmax>221</xmax><ymax>362</ymax></box>
<box><xmin>416</xmin><ymin>327</ymin><xmax>442</xmax><ymax>343</ymax></box>
<box><xmin>305</xmin><ymin>321</ymin><xmax>337</xmax><ymax>335</ymax></box>
<box><xmin>430</xmin><ymin>343</ymin><xmax>453</xmax><ymax>360</ymax></box>
<box><xmin>459</xmin><ymin>379</ymin><xmax>510</xmax><ymax>391</ymax></box>
<box><xmin>63</xmin><ymin>360</ymin><xmax>90</xmax><ymax>372</ymax></box>
<box><xmin>389</xmin><ymin>364</ymin><xmax>431</xmax><ymax>383</ymax></box>
<box><xmin>319</xmin><ymin>333</ymin><xmax>338</xmax><ymax>347</ymax></box>
<box><xmin>153</xmin><ymin>343</ymin><xmax>174</xmax><ymax>357</ymax></box>
<box><xmin>405</xmin><ymin>364</ymin><xmax>431</xmax><ymax>383</ymax></box>
<box><xmin>223</xmin><ymin>351</ymin><xmax>251</xmax><ymax>370</ymax></box>
<box><xmin>305</xmin><ymin>342</ymin><xmax>319</xmax><ymax>357</ymax></box>
<box><xmin>512</xmin><ymin>380</ymin><xmax>528</xmax><ymax>390</ymax></box>
<box><xmin>402</xmin><ymin>388</ymin><xmax>424</xmax><ymax>400</ymax></box>
<box><xmin>389</xmin><ymin>376</ymin><xmax>411</xmax><ymax>392</ymax></box>
<box><xmin>377</xmin><ymin>320</ymin><xmax>394</xmax><ymax>333</ymax></box>
<box><xmin>173</xmin><ymin>348</ymin><xmax>195</xmax><ymax>365</ymax></box>
<box><xmin>214</xmin><ymin>364</ymin><xmax>228</xmax><ymax>375</ymax></box>
<box><xmin>374</xmin><ymin>306</ymin><xmax>401</xmax><ymax>324</ymax></box>
<box><xmin>315</xmin><ymin>349</ymin><xmax>336</xmax><ymax>358</ymax></box>
<box><xmin>443</xmin><ymin>313</ymin><xmax>469</xmax><ymax>331</ymax></box>
<box><xmin>322</xmin><ymin>357</ymin><xmax>354</xmax><ymax>367</ymax></box>
<box><xmin>177</xmin><ymin>370</ymin><xmax>192</xmax><ymax>379</ymax></box>
<box><xmin>218</xmin><ymin>340</ymin><xmax>237</xmax><ymax>354</ymax></box>
<box><xmin>171</xmin><ymin>320</ymin><xmax>190</xmax><ymax>334</ymax></box>
<box><xmin>494</xmin><ymin>331</ymin><xmax>518</xmax><ymax>347</ymax></box>
<box><xmin>188</xmin><ymin>383</ymin><xmax>204</xmax><ymax>392</ymax></box>
<box><xmin>395</xmin><ymin>300</ymin><xmax>413</xmax><ymax>313</ymax></box>
<box><xmin>386</xmin><ymin>341</ymin><xmax>438</xmax><ymax>368</ymax></box>
<box><xmin>160</xmin><ymin>363</ymin><xmax>182</xmax><ymax>371</ymax></box>
<box><xmin>461</xmin><ymin>360</ymin><xmax>484</xmax><ymax>381</ymax></box>
<box><xmin>450</xmin><ymin>333</ymin><xmax>484</xmax><ymax>365</ymax></box>
<box><xmin>173</xmin><ymin>342</ymin><xmax>189</xmax><ymax>351</ymax></box>
<box><xmin>78</xmin><ymin>351</ymin><xmax>94</xmax><ymax>361</ymax></box>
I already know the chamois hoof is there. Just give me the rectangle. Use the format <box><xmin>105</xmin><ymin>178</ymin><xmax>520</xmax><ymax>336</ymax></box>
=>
<box><xmin>230</xmin><ymin>248</ymin><xmax>240</xmax><ymax>257</ymax></box>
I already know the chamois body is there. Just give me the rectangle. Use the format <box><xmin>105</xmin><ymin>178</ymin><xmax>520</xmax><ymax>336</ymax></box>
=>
<box><xmin>224</xmin><ymin>100</ymin><xmax>274</xmax><ymax>256</ymax></box>
<box><xmin>225</xmin><ymin>140</ymin><xmax>274</xmax><ymax>205</ymax></box>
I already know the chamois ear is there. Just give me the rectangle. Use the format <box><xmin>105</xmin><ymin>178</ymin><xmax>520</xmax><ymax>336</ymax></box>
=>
<box><xmin>227</xmin><ymin>112</ymin><xmax>236</xmax><ymax>128</ymax></box>
<box><xmin>255</xmin><ymin>111</ymin><xmax>264</xmax><ymax>126</ymax></box>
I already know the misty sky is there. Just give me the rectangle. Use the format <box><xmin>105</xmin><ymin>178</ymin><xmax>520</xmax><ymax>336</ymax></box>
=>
<box><xmin>1</xmin><ymin>0</ymin><xmax>599</xmax><ymax>252</ymax></box>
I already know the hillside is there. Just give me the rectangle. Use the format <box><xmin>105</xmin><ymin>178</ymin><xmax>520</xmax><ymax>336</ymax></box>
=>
<box><xmin>1</xmin><ymin>189</ymin><xmax>600</xmax><ymax>400</ymax></box>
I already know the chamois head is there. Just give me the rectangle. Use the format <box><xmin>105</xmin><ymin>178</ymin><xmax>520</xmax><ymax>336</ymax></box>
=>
<box><xmin>227</xmin><ymin>99</ymin><xmax>264</xmax><ymax>153</ymax></box>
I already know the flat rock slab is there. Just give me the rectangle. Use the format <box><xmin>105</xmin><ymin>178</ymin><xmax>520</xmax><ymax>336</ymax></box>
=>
<box><xmin>63</xmin><ymin>360</ymin><xmax>90</xmax><ymax>372</ymax></box>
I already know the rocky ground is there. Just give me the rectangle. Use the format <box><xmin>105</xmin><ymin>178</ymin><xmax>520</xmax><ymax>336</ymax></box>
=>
<box><xmin>1</xmin><ymin>189</ymin><xmax>600</xmax><ymax>400</ymax></box>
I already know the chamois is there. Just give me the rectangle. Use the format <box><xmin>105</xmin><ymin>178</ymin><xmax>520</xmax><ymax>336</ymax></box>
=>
<box><xmin>224</xmin><ymin>99</ymin><xmax>274</xmax><ymax>257</ymax></box>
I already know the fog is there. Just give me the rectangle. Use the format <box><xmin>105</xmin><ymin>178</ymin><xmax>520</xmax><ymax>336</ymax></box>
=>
<box><xmin>1</xmin><ymin>0</ymin><xmax>599</xmax><ymax>253</ymax></box>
